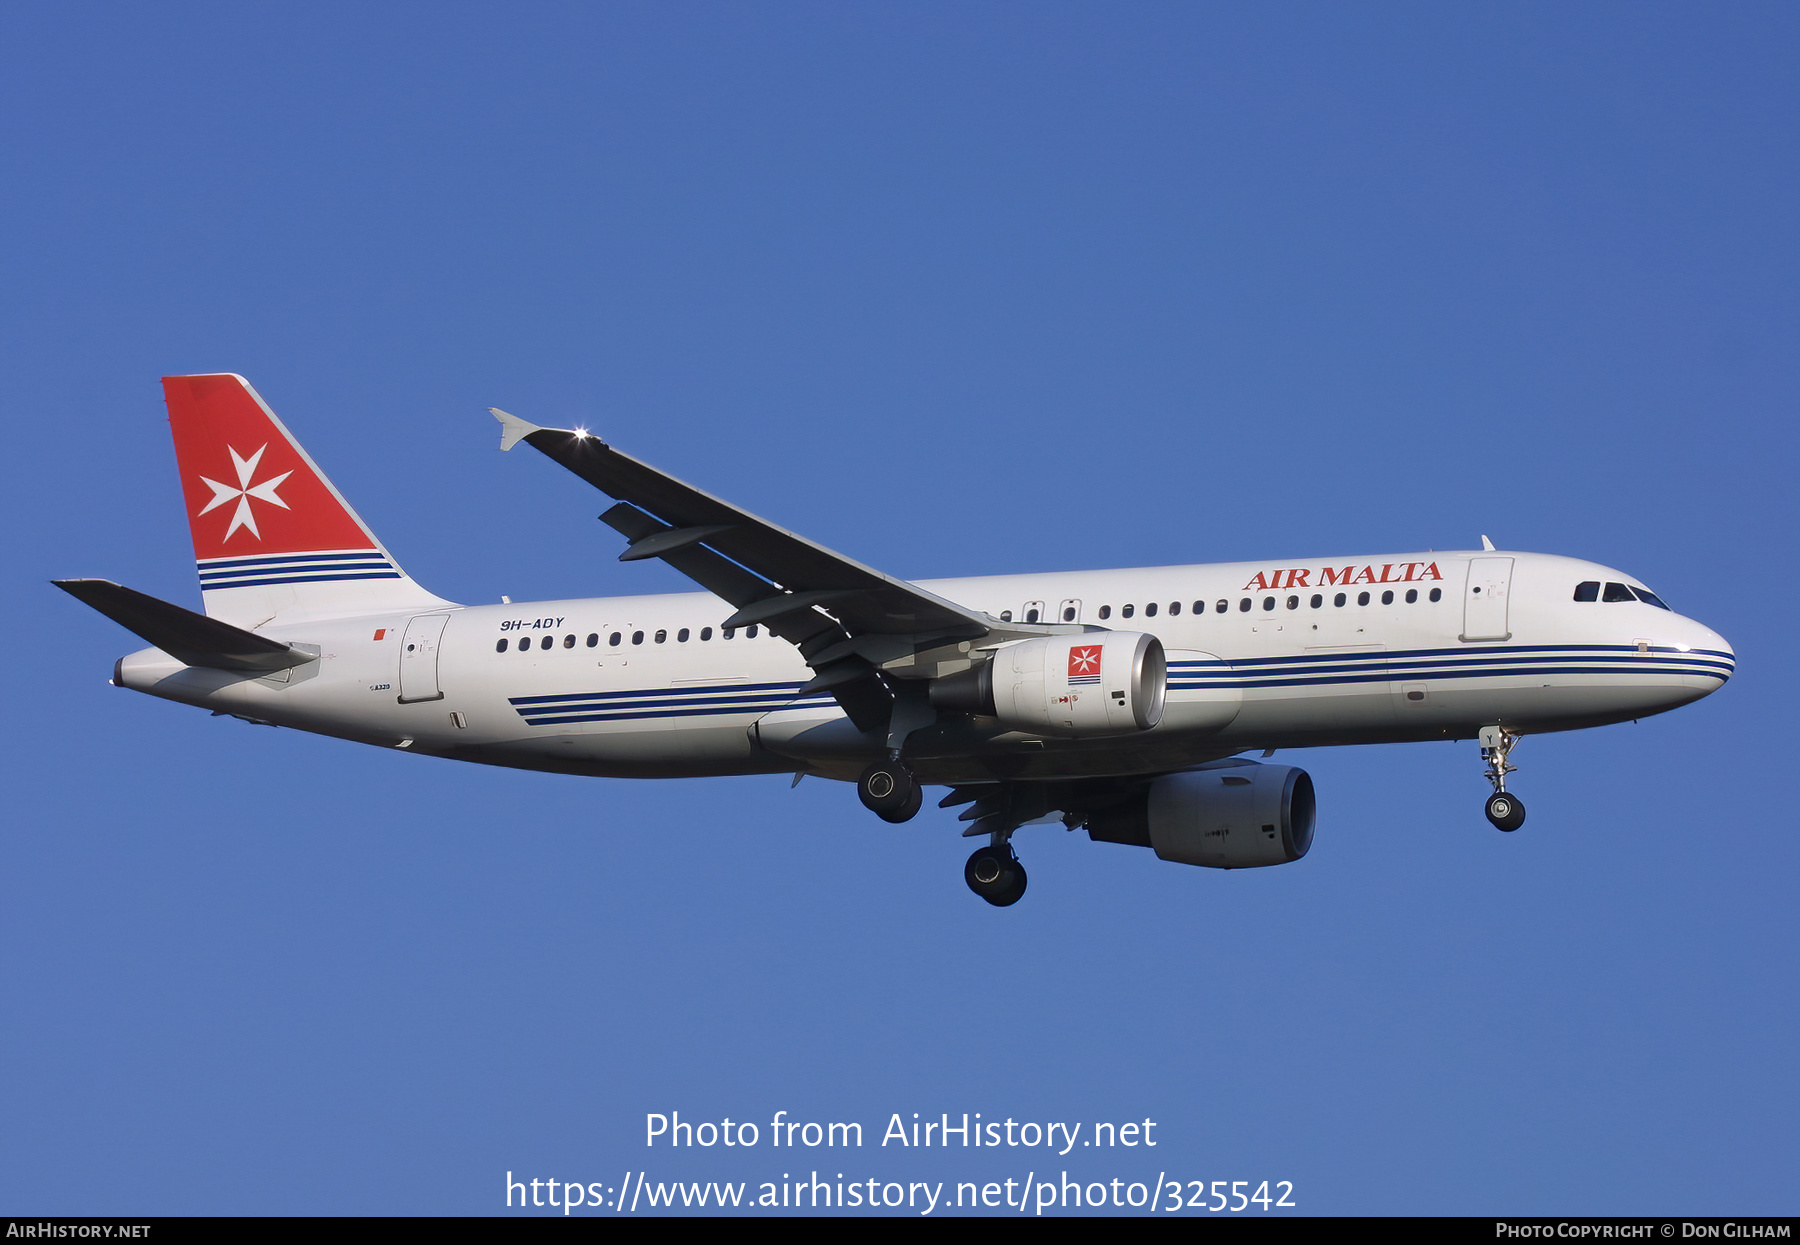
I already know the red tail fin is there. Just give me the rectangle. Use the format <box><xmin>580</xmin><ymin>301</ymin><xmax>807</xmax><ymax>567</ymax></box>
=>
<box><xmin>163</xmin><ymin>374</ymin><xmax>449</xmax><ymax>624</ymax></box>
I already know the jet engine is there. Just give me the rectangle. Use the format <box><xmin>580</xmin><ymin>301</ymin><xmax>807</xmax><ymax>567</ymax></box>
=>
<box><xmin>1085</xmin><ymin>760</ymin><xmax>1315</xmax><ymax>868</ymax></box>
<box><xmin>930</xmin><ymin>632</ymin><xmax>1166</xmax><ymax>737</ymax></box>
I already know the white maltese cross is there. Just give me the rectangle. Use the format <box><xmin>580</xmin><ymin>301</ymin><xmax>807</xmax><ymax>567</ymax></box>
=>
<box><xmin>197</xmin><ymin>445</ymin><xmax>293</xmax><ymax>541</ymax></box>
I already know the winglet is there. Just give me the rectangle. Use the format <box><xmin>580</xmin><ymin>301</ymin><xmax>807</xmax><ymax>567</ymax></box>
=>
<box><xmin>490</xmin><ymin>407</ymin><xmax>542</xmax><ymax>452</ymax></box>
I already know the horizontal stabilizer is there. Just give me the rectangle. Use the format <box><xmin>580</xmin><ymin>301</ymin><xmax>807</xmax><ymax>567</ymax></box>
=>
<box><xmin>53</xmin><ymin>579</ymin><xmax>314</xmax><ymax>673</ymax></box>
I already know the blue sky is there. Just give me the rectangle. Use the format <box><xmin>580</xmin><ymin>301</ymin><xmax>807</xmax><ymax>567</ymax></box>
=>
<box><xmin>2</xmin><ymin>2</ymin><xmax>1794</xmax><ymax>1215</ymax></box>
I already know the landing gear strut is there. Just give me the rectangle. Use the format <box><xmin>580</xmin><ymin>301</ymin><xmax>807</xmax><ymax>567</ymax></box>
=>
<box><xmin>1479</xmin><ymin>726</ymin><xmax>1526</xmax><ymax>831</ymax></box>
<box><xmin>858</xmin><ymin>757</ymin><xmax>921</xmax><ymax>824</ymax></box>
<box><xmin>964</xmin><ymin>841</ymin><xmax>1028</xmax><ymax>906</ymax></box>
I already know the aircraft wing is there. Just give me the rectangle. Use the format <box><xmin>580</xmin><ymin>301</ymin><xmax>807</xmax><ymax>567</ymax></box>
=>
<box><xmin>493</xmin><ymin>409</ymin><xmax>1071</xmax><ymax>731</ymax></box>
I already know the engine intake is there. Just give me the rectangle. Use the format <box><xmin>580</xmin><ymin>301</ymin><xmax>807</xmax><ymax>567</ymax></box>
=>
<box><xmin>1086</xmin><ymin>761</ymin><xmax>1315</xmax><ymax>868</ymax></box>
<box><xmin>930</xmin><ymin>632</ymin><xmax>1166</xmax><ymax>737</ymax></box>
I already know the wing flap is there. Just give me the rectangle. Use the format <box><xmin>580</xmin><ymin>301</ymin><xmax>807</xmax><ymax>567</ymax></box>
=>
<box><xmin>596</xmin><ymin>500</ymin><xmax>893</xmax><ymax>730</ymax></box>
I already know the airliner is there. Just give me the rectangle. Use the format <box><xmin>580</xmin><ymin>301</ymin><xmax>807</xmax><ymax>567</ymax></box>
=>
<box><xmin>57</xmin><ymin>375</ymin><xmax>1735</xmax><ymax>905</ymax></box>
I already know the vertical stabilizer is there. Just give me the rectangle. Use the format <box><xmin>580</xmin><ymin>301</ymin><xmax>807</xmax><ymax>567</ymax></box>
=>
<box><xmin>163</xmin><ymin>374</ymin><xmax>452</xmax><ymax>626</ymax></box>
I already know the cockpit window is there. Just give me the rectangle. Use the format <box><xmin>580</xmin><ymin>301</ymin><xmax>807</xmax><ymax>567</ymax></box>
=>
<box><xmin>1632</xmin><ymin>586</ymin><xmax>1672</xmax><ymax>611</ymax></box>
<box><xmin>1573</xmin><ymin>581</ymin><xmax>1600</xmax><ymax>602</ymax></box>
<box><xmin>1602</xmin><ymin>582</ymin><xmax>1636</xmax><ymax>603</ymax></box>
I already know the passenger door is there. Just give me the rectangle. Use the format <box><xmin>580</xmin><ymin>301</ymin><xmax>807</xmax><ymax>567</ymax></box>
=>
<box><xmin>1461</xmin><ymin>558</ymin><xmax>1514</xmax><ymax>642</ymax></box>
<box><xmin>398</xmin><ymin>614</ymin><xmax>451</xmax><ymax>703</ymax></box>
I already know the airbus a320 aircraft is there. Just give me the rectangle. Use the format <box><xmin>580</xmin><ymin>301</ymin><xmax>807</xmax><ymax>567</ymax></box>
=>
<box><xmin>59</xmin><ymin>375</ymin><xmax>1735</xmax><ymax>906</ymax></box>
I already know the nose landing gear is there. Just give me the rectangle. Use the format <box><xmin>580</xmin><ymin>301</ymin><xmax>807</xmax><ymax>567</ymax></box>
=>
<box><xmin>1485</xmin><ymin>790</ymin><xmax>1525</xmax><ymax>831</ymax></box>
<box><xmin>1479</xmin><ymin>726</ymin><xmax>1526</xmax><ymax>831</ymax></box>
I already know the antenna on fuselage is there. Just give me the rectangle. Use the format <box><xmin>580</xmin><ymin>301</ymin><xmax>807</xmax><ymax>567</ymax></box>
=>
<box><xmin>1481</xmin><ymin>535</ymin><xmax>1496</xmax><ymax>551</ymax></box>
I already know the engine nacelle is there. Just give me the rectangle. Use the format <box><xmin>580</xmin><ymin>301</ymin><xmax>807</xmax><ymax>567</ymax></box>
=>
<box><xmin>1086</xmin><ymin>761</ymin><xmax>1315</xmax><ymax>868</ymax></box>
<box><xmin>930</xmin><ymin>632</ymin><xmax>1166</xmax><ymax>737</ymax></box>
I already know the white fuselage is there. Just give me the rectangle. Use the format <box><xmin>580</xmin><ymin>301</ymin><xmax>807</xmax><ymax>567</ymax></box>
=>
<box><xmin>114</xmin><ymin>549</ymin><xmax>1734</xmax><ymax>787</ymax></box>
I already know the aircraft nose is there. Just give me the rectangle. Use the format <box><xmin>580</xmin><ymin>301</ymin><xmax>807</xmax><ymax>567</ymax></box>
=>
<box><xmin>1669</xmin><ymin>618</ymin><xmax>1735</xmax><ymax>692</ymax></box>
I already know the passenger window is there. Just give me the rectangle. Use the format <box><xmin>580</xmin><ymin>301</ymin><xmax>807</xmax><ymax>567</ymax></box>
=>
<box><xmin>654</xmin><ymin>630</ymin><xmax>667</xmax><ymax>644</ymax></box>
<box><xmin>1194</xmin><ymin>601</ymin><xmax>1206</xmax><ymax>615</ymax></box>
<box><xmin>1334</xmin><ymin>593</ymin><xmax>1346</xmax><ymax>607</ymax></box>
<box><xmin>723</xmin><ymin>627</ymin><xmax>735</xmax><ymax>639</ymax></box>
<box><xmin>1169</xmin><ymin>601</ymin><xmax>1180</xmax><ymax>616</ymax></box>
<box><xmin>1574</xmin><ymin>581</ymin><xmax>1600</xmax><ymax>602</ymax></box>
<box><xmin>1633</xmin><ymin>587</ymin><xmax>1672</xmax><ymax>611</ymax></box>
<box><xmin>1097</xmin><ymin>606</ymin><xmax>1110</xmax><ymax>620</ymax></box>
<box><xmin>1239</xmin><ymin>598</ymin><xmax>1251</xmax><ymax>612</ymax></box>
<box><xmin>678</xmin><ymin>628</ymin><xmax>690</xmax><ymax>642</ymax></box>
<box><xmin>1025</xmin><ymin>608</ymin><xmax>1040</xmax><ymax>623</ymax></box>
<box><xmin>1404</xmin><ymin>589</ymin><xmax>1417</xmax><ymax>604</ymax></box>
<box><xmin>1310</xmin><ymin>594</ymin><xmax>1322</xmax><ymax>609</ymax></box>
<box><xmin>1282</xmin><ymin>595</ymin><xmax>1295</xmax><ymax>610</ymax></box>
<box><xmin>1000</xmin><ymin>610</ymin><xmax>1013</xmax><ymax>622</ymax></box>
<box><xmin>1357</xmin><ymin>591</ymin><xmax>1370</xmax><ymax>606</ymax></box>
<box><xmin>1603</xmin><ymin>582</ymin><xmax>1635</xmax><ymax>603</ymax></box>
<box><xmin>747</xmin><ymin>625</ymin><xmax>759</xmax><ymax>638</ymax></box>
<box><xmin>1145</xmin><ymin>602</ymin><xmax>1158</xmax><ymax>617</ymax></box>
<box><xmin>495</xmin><ymin>638</ymin><xmax>508</xmax><ymax>653</ymax></box>
<box><xmin>1262</xmin><ymin>596</ymin><xmax>1275</xmax><ymax>611</ymax></box>
<box><xmin>1381</xmin><ymin>590</ymin><xmax>1393</xmax><ymax>605</ymax></box>
<box><xmin>632</xmin><ymin>631</ymin><xmax>645</xmax><ymax>645</ymax></box>
<box><xmin>587</xmin><ymin>633</ymin><xmax>599</xmax><ymax>647</ymax></box>
<box><xmin>540</xmin><ymin>635</ymin><xmax>554</xmax><ymax>650</ymax></box>
<box><xmin>1216</xmin><ymin>600</ymin><xmax>1228</xmax><ymax>613</ymax></box>
<box><xmin>563</xmin><ymin>634</ymin><xmax>576</xmax><ymax>648</ymax></box>
<box><xmin>609</xmin><ymin>631</ymin><xmax>622</xmax><ymax>646</ymax></box>
<box><xmin>1429</xmin><ymin>588</ymin><xmax>1442</xmax><ymax>602</ymax></box>
<box><xmin>1062</xmin><ymin>606</ymin><xmax>1076</xmax><ymax>622</ymax></box>
<box><xmin>701</xmin><ymin>627</ymin><xmax>713</xmax><ymax>640</ymax></box>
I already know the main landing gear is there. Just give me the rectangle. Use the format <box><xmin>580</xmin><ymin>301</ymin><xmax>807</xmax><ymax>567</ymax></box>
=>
<box><xmin>944</xmin><ymin>783</ymin><xmax>1046</xmax><ymax>906</ymax></box>
<box><xmin>964</xmin><ymin>841</ymin><xmax>1028</xmax><ymax>907</ymax></box>
<box><xmin>1479</xmin><ymin>726</ymin><xmax>1526</xmax><ymax>832</ymax></box>
<box><xmin>857</xmin><ymin>766</ymin><xmax>1031</xmax><ymax>905</ymax></box>
<box><xmin>858</xmin><ymin>757</ymin><xmax>922</xmax><ymax>824</ymax></box>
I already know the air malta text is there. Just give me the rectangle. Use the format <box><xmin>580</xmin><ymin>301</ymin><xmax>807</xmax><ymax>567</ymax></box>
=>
<box><xmin>1242</xmin><ymin>563</ymin><xmax>1444</xmax><ymax>592</ymax></box>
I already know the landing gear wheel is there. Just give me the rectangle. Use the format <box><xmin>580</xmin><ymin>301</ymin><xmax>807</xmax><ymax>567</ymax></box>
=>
<box><xmin>858</xmin><ymin>758</ymin><xmax>919</xmax><ymax>817</ymax></box>
<box><xmin>964</xmin><ymin>845</ymin><xmax>1028</xmax><ymax>907</ymax></box>
<box><xmin>1485</xmin><ymin>791</ymin><xmax>1526</xmax><ymax>832</ymax></box>
<box><xmin>875</xmin><ymin>782</ymin><xmax>923</xmax><ymax>824</ymax></box>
